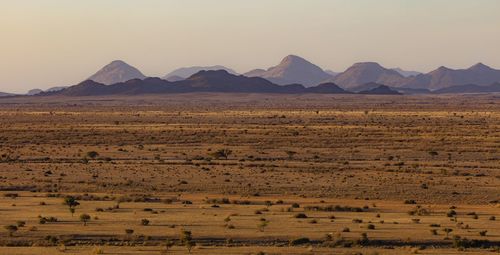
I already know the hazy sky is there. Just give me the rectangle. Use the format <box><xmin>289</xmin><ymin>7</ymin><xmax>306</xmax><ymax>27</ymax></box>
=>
<box><xmin>1</xmin><ymin>0</ymin><xmax>500</xmax><ymax>93</ymax></box>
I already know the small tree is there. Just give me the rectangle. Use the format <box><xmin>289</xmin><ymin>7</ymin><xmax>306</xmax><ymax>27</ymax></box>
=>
<box><xmin>180</xmin><ymin>230</ymin><xmax>195</xmax><ymax>254</ymax></box>
<box><xmin>443</xmin><ymin>228</ymin><xmax>453</xmax><ymax>238</ymax></box>
<box><xmin>164</xmin><ymin>239</ymin><xmax>174</xmax><ymax>254</ymax></box>
<box><xmin>4</xmin><ymin>225</ymin><xmax>18</xmax><ymax>237</ymax></box>
<box><xmin>258</xmin><ymin>220</ymin><xmax>269</xmax><ymax>232</ymax></box>
<box><xmin>80</xmin><ymin>214</ymin><xmax>91</xmax><ymax>226</ymax></box>
<box><xmin>64</xmin><ymin>196</ymin><xmax>80</xmax><ymax>216</ymax></box>
<box><xmin>125</xmin><ymin>228</ymin><xmax>134</xmax><ymax>238</ymax></box>
<box><xmin>186</xmin><ymin>240</ymin><xmax>195</xmax><ymax>254</ymax></box>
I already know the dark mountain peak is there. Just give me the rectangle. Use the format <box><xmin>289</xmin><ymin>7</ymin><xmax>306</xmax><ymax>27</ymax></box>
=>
<box><xmin>358</xmin><ymin>84</ymin><xmax>402</xmax><ymax>95</ymax></box>
<box><xmin>188</xmin><ymin>69</ymin><xmax>231</xmax><ymax>79</ymax></box>
<box><xmin>88</xmin><ymin>60</ymin><xmax>146</xmax><ymax>85</ymax></box>
<box><xmin>163</xmin><ymin>65</ymin><xmax>237</xmax><ymax>80</ymax></box>
<box><xmin>307</xmin><ymin>82</ymin><xmax>351</xmax><ymax>94</ymax></box>
<box><xmin>78</xmin><ymin>79</ymin><xmax>104</xmax><ymax>86</ymax></box>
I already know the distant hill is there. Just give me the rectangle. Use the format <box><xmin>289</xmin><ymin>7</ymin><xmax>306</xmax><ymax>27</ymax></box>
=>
<box><xmin>402</xmin><ymin>63</ymin><xmax>500</xmax><ymax>90</ymax></box>
<box><xmin>27</xmin><ymin>89</ymin><xmax>43</xmax><ymax>95</ymax></box>
<box><xmin>348</xmin><ymin>82</ymin><xmax>430</xmax><ymax>94</ymax></box>
<box><xmin>163</xmin><ymin>65</ymin><xmax>237</xmax><ymax>80</ymax></box>
<box><xmin>88</xmin><ymin>60</ymin><xmax>146</xmax><ymax>85</ymax></box>
<box><xmin>165</xmin><ymin>75</ymin><xmax>185</xmax><ymax>82</ymax></box>
<box><xmin>392</xmin><ymin>68</ymin><xmax>421</xmax><ymax>77</ymax></box>
<box><xmin>26</xmin><ymin>86</ymin><xmax>69</xmax><ymax>96</ymax></box>
<box><xmin>306</xmin><ymin>83</ymin><xmax>351</xmax><ymax>94</ymax></box>
<box><xmin>332</xmin><ymin>62</ymin><xmax>406</xmax><ymax>89</ymax></box>
<box><xmin>358</xmin><ymin>84</ymin><xmax>402</xmax><ymax>95</ymax></box>
<box><xmin>434</xmin><ymin>83</ymin><xmax>500</xmax><ymax>94</ymax></box>
<box><xmin>244</xmin><ymin>55</ymin><xmax>333</xmax><ymax>87</ymax></box>
<box><xmin>324</xmin><ymin>70</ymin><xmax>339</xmax><ymax>77</ymax></box>
<box><xmin>45</xmin><ymin>86</ymin><xmax>68</xmax><ymax>92</ymax></box>
<box><xmin>175</xmin><ymin>70</ymin><xmax>283</xmax><ymax>93</ymax></box>
<box><xmin>0</xmin><ymin>92</ymin><xmax>14</xmax><ymax>97</ymax></box>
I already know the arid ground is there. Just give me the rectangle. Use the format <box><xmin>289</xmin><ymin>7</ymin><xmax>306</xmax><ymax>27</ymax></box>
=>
<box><xmin>0</xmin><ymin>94</ymin><xmax>498</xmax><ymax>254</ymax></box>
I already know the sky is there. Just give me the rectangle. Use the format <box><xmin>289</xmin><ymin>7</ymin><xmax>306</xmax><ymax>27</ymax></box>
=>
<box><xmin>1</xmin><ymin>0</ymin><xmax>499</xmax><ymax>93</ymax></box>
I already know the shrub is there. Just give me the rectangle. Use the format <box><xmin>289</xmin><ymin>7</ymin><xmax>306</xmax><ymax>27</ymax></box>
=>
<box><xmin>289</xmin><ymin>237</ymin><xmax>310</xmax><ymax>246</ymax></box>
<box><xmin>367</xmin><ymin>224</ymin><xmax>375</xmax><ymax>230</ymax></box>
<box><xmin>210</xmin><ymin>148</ymin><xmax>232</xmax><ymax>160</ymax></box>
<box><xmin>87</xmin><ymin>151</ymin><xmax>99</xmax><ymax>159</ymax></box>
<box><xmin>4</xmin><ymin>225</ymin><xmax>18</xmax><ymax>237</ymax></box>
<box><xmin>294</xmin><ymin>213</ymin><xmax>307</xmax><ymax>219</ymax></box>
<box><xmin>141</xmin><ymin>219</ymin><xmax>150</xmax><ymax>226</ymax></box>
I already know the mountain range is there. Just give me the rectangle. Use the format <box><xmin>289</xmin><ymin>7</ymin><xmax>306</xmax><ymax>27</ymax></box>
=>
<box><xmin>45</xmin><ymin>70</ymin><xmax>407</xmax><ymax>97</ymax></box>
<box><xmin>0</xmin><ymin>92</ymin><xmax>13</xmax><ymax>97</ymax></box>
<box><xmin>401</xmin><ymin>63</ymin><xmax>500</xmax><ymax>90</ymax></box>
<box><xmin>10</xmin><ymin>55</ymin><xmax>500</xmax><ymax>97</ymax></box>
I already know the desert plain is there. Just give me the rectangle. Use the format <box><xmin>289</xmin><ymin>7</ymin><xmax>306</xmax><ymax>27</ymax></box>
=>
<box><xmin>0</xmin><ymin>94</ymin><xmax>498</xmax><ymax>255</ymax></box>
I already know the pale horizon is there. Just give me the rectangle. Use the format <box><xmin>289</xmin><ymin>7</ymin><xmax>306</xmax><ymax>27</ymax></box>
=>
<box><xmin>1</xmin><ymin>0</ymin><xmax>500</xmax><ymax>93</ymax></box>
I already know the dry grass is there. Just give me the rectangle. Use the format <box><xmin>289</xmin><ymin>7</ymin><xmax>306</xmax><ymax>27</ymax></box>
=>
<box><xmin>0</xmin><ymin>94</ymin><xmax>498</xmax><ymax>254</ymax></box>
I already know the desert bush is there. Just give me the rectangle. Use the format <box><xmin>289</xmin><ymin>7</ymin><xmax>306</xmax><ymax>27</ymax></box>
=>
<box><xmin>4</xmin><ymin>225</ymin><xmax>18</xmax><ymax>237</ymax></box>
<box><xmin>294</xmin><ymin>213</ymin><xmax>308</xmax><ymax>219</ymax></box>
<box><xmin>87</xmin><ymin>151</ymin><xmax>99</xmax><ymax>159</ymax></box>
<box><xmin>210</xmin><ymin>148</ymin><xmax>232</xmax><ymax>160</ymax></box>
<box><xmin>141</xmin><ymin>219</ymin><xmax>150</xmax><ymax>226</ymax></box>
<box><xmin>289</xmin><ymin>237</ymin><xmax>310</xmax><ymax>246</ymax></box>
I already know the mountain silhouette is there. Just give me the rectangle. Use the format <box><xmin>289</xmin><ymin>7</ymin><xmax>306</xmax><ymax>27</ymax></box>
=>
<box><xmin>88</xmin><ymin>60</ymin><xmax>146</xmax><ymax>85</ymax></box>
<box><xmin>163</xmin><ymin>65</ymin><xmax>237</xmax><ymax>80</ymax></box>
<box><xmin>332</xmin><ymin>62</ymin><xmax>406</xmax><ymax>89</ymax></box>
<box><xmin>392</xmin><ymin>68</ymin><xmax>421</xmax><ymax>77</ymax></box>
<box><xmin>358</xmin><ymin>84</ymin><xmax>402</xmax><ymax>95</ymax></box>
<box><xmin>402</xmin><ymin>63</ymin><xmax>500</xmax><ymax>90</ymax></box>
<box><xmin>244</xmin><ymin>55</ymin><xmax>333</xmax><ymax>87</ymax></box>
<box><xmin>48</xmin><ymin>70</ymin><xmax>354</xmax><ymax>96</ymax></box>
<box><xmin>433</xmin><ymin>83</ymin><xmax>500</xmax><ymax>94</ymax></box>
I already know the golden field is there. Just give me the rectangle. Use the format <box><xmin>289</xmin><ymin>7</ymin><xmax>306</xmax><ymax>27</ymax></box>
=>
<box><xmin>0</xmin><ymin>94</ymin><xmax>498</xmax><ymax>254</ymax></box>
